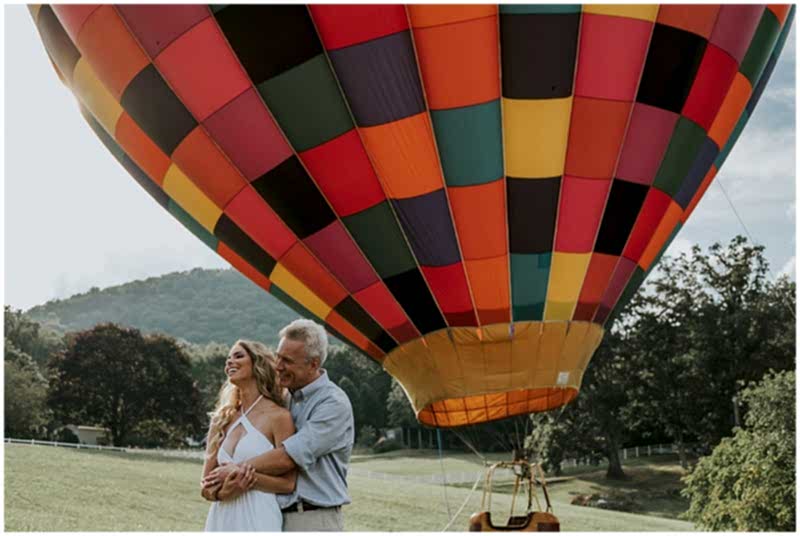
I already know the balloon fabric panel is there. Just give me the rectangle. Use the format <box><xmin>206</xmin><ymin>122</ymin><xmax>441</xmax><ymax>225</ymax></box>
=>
<box><xmin>116</xmin><ymin>4</ymin><xmax>211</xmax><ymax>59</ymax></box>
<box><xmin>622</xmin><ymin>188</ymin><xmax>673</xmax><ymax>263</ymax></box>
<box><xmin>594</xmin><ymin>180</ymin><xmax>650</xmax><ymax>256</ymax></box>
<box><xmin>709</xmin><ymin>5</ymin><xmax>765</xmax><ymax>64</ymax></box>
<box><xmin>682</xmin><ymin>44</ymin><xmax>740</xmax><ymax>130</ymax></box>
<box><xmin>575</xmin><ymin>253</ymin><xmax>619</xmax><ymax>321</ymax></box>
<box><xmin>72</xmin><ymin>60</ymin><xmax>124</xmax><ymax>136</ymax></box>
<box><xmin>507</xmin><ymin>178</ymin><xmax>560</xmax><ymax>255</ymax></box>
<box><xmin>73</xmin><ymin>6</ymin><xmax>150</xmax><ymax>100</ymax></box>
<box><xmin>171</xmin><ymin>127</ymin><xmax>249</xmax><ymax>209</ymax></box>
<box><xmin>564</xmin><ymin>97</ymin><xmax>632</xmax><ymax>179</ymax></box>
<box><xmin>152</xmin><ymin>17</ymin><xmax>252</xmax><ymax>123</ymax></box>
<box><xmin>30</xmin><ymin>4</ymin><xmax>793</xmax><ymax>426</ymax></box>
<box><xmin>201</xmin><ymin>88</ymin><xmax>294</xmax><ymax>182</ymax></box>
<box><xmin>115</xmin><ymin>112</ymin><xmax>172</xmax><ymax>185</ymax></box>
<box><xmin>120</xmin><ymin>65</ymin><xmax>197</xmax><ymax>156</ymax></box>
<box><xmin>636</xmin><ymin>24</ymin><xmax>708</xmax><ymax>114</ymax></box>
<box><xmin>574</xmin><ymin>13</ymin><xmax>652</xmax><ymax>102</ymax></box>
<box><xmin>674</xmin><ymin>138</ymin><xmax>721</xmax><ymax>209</ymax></box>
<box><xmin>213</xmin><ymin>215</ymin><xmax>278</xmax><ymax>280</ymax></box>
<box><xmin>655</xmin><ymin>4</ymin><xmax>719</xmax><ymax>38</ymax></box>
<box><xmin>303</xmin><ymin>222</ymin><xmax>379</xmax><ymax>294</ymax></box>
<box><xmin>37</xmin><ymin>6</ymin><xmax>81</xmax><ymax>85</ymax></box>
<box><xmin>616</xmin><ymin>104</ymin><xmax>680</xmax><ymax>185</ymax></box>
<box><xmin>554</xmin><ymin>176</ymin><xmax>612</xmax><ymax>253</ymax></box>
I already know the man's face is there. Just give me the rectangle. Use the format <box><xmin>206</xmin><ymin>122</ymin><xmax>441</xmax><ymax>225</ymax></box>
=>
<box><xmin>275</xmin><ymin>337</ymin><xmax>318</xmax><ymax>391</ymax></box>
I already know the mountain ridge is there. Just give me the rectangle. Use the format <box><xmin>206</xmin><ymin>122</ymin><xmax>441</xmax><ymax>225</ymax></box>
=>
<box><xmin>25</xmin><ymin>268</ymin><xmax>299</xmax><ymax>346</ymax></box>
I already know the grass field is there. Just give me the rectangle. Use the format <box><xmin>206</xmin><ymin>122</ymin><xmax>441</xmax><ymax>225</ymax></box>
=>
<box><xmin>4</xmin><ymin>444</ymin><xmax>694</xmax><ymax>532</ymax></box>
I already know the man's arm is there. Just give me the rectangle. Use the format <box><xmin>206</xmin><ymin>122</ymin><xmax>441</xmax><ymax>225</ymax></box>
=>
<box><xmin>250</xmin><ymin>410</ymin><xmax>297</xmax><ymax>491</ymax></box>
<box><xmin>280</xmin><ymin>394</ymin><xmax>352</xmax><ymax>472</ymax></box>
<box><xmin>245</xmin><ymin>445</ymin><xmax>297</xmax><ymax>476</ymax></box>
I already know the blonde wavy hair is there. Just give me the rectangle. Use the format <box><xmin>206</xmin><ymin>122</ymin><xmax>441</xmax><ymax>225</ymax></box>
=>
<box><xmin>205</xmin><ymin>340</ymin><xmax>284</xmax><ymax>460</ymax></box>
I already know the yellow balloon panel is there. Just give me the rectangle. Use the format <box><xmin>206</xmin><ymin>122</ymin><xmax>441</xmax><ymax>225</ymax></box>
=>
<box><xmin>502</xmin><ymin>97</ymin><xmax>573</xmax><ymax>178</ymax></box>
<box><xmin>384</xmin><ymin>321</ymin><xmax>604</xmax><ymax>427</ymax></box>
<box><xmin>162</xmin><ymin>164</ymin><xmax>222</xmax><ymax>233</ymax></box>
<box><xmin>582</xmin><ymin>4</ymin><xmax>659</xmax><ymax>22</ymax></box>
<box><xmin>72</xmin><ymin>59</ymin><xmax>123</xmax><ymax>136</ymax></box>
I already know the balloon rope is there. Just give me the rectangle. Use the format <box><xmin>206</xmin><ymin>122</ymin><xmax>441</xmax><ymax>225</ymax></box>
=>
<box><xmin>436</xmin><ymin>429</ymin><xmax>453</xmax><ymax>522</ymax></box>
<box><xmin>441</xmin><ymin>471</ymin><xmax>483</xmax><ymax>532</ymax></box>
<box><xmin>715</xmin><ymin>177</ymin><xmax>796</xmax><ymax>322</ymax></box>
<box><xmin>451</xmin><ymin>427</ymin><xmax>486</xmax><ymax>461</ymax></box>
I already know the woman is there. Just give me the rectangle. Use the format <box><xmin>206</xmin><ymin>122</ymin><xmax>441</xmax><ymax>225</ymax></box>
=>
<box><xmin>202</xmin><ymin>340</ymin><xmax>296</xmax><ymax>532</ymax></box>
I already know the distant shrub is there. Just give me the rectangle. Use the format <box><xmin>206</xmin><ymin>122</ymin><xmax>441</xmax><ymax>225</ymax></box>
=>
<box><xmin>357</xmin><ymin>425</ymin><xmax>378</xmax><ymax>448</ymax></box>
<box><xmin>373</xmin><ymin>437</ymin><xmax>403</xmax><ymax>454</ymax></box>
<box><xmin>53</xmin><ymin>427</ymin><xmax>79</xmax><ymax>444</ymax></box>
<box><xmin>126</xmin><ymin>419</ymin><xmax>186</xmax><ymax>449</ymax></box>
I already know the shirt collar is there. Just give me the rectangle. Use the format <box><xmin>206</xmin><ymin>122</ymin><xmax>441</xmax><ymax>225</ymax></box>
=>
<box><xmin>291</xmin><ymin>369</ymin><xmax>329</xmax><ymax>402</ymax></box>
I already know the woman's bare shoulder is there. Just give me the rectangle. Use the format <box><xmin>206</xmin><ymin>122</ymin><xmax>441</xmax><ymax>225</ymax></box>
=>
<box><xmin>251</xmin><ymin>399</ymin><xmax>292</xmax><ymax>434</ymax></box>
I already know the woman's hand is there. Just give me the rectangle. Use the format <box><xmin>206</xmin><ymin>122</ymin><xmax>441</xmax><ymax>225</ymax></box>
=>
<box><xmin>216</xmin><ymin>464</ymin><xmax>256</xmax><ymax>501</ymax></box>
<box><xmin>202</xmin><ymin>462</ymin><xmax>238</xmax><ymax>489</ymax></box>
<box><xmin>200</xmin><ymin>481</ymin><xmax>222</xmax><ymax>502</ymax></box>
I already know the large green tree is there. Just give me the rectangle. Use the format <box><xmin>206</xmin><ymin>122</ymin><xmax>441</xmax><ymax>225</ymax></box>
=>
<box><xmin>5</xmin><ymin>306</ymin><xmax>64</xmax><ymax>367</ymax></box>
<box><xmin>626</xmin><ymin>236</ymin><xmax>795</xmax><ymax>453</ymax></box>
<box><xmin>682</xmin><ymin>370</ymin><xmax>795</xmax><ymax>531</ymax></box>
<box><xmin>4</xmin><ymin>307</ymin><xmax>62</xmax><ymax>439</ymax></box>
<box><xmin>47</xmin><ymin>323</ymin><xmax>202</xmax><ymax>446</ymax></box>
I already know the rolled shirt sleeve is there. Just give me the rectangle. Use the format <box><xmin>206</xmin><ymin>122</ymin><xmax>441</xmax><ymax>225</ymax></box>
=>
<box><xmin>282</xmin><ymin>392</ymin><xmax>352</xmax><ymax>471</ymax></box>
<box><xmin>278</xmin><ymin>371</ymin><xmax>354</xmax><ymax>509</ymax></box>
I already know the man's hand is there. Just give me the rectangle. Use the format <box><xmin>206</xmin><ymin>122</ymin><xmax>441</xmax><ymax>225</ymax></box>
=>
<box><xmin>217</xmin><ymin>464</ymin><xmax>256</xmax><ymax>501</ymax></box>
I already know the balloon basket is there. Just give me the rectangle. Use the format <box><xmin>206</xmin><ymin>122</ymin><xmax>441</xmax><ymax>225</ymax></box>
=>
<box><xmin>468</xmin><ymin>459</ymin><xmax>559</xmax><ymax>532</ymax></box>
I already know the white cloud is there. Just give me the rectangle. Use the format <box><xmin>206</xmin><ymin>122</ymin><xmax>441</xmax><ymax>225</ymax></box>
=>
<box><xmin>779</xmin><ymin>256</ymin><xmax>796</xmax><ymax>279</ymax></box>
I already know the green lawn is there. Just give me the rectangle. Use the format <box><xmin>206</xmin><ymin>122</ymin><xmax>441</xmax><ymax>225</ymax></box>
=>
<box><xmin>4</xmin><ymin>444</ymin><xmax>693</xmax><ymax>531</ymax></box>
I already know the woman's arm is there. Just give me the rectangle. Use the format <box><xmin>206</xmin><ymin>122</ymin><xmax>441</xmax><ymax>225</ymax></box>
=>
<box><xmin>251</xmin><ymin>409</ymin><xmax>297</xmax><ymax>494</ymax></box>
<box><xmin>200</xmin><ymin>430</ymin><xmax>222</xmax><ymax>501</ymax></box>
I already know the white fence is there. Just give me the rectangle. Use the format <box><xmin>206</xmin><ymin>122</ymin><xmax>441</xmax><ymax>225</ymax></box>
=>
<box><xmin>5</xmin><ymin>437</ymin><xmax>127</xmax><ymax>452</ymax></box>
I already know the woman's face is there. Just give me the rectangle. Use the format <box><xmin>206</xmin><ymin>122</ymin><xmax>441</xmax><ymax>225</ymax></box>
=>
<box><xmin>225</xmin><ymin>343</ymin><xmax>253</xmax><ymax>385</ymax></box>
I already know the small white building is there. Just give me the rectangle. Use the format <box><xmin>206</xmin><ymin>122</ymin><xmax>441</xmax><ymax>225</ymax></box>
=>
<box><xmin>66</xmin><ymin>425</ymin><xmax>110</xmax><ymax>445</ymax></box>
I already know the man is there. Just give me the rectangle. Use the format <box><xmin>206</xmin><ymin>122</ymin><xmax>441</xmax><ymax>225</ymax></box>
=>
<box><xmin>203</xmin><ymin>319</ymin><xmax>354</xmax><ymax>531</ymax></box>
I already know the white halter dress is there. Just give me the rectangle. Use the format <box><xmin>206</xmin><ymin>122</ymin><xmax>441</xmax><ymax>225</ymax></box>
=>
<box><xmin>204</xmin><ymin>396</ymin><xmax>283</xmax><ymax>532</ymax></box>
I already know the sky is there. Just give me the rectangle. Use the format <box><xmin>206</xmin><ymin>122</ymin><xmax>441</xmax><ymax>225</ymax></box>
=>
<box><xmin>3</xmin><ymin>5</ymin><xmax>797</xmax><ymax>311</ymax></box>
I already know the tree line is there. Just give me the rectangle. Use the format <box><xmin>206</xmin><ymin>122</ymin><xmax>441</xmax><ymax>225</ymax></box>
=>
<box><xmin>4</xmin><ymin>236</ymin><xmax>794</xmax><ymax>529</ymax></box>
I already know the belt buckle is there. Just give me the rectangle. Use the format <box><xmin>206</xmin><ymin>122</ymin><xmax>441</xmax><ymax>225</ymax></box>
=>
<box><xmin>297</xmin><ymin>501</ymin><xmax>305</xmax><ymax>513</ymax></box>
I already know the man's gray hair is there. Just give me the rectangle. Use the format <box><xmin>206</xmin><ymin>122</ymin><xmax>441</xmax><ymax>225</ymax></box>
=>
<box><xmin>279</xmin><ymin>319</ymin><xmax>329</xmax><ymax>366</ymax></box>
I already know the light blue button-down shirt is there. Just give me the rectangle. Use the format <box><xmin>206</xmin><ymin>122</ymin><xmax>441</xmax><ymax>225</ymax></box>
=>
<box><xmin>279</xmin><ymin>370</ymin><xmax>354</xmax><ymax>509</ymax></box>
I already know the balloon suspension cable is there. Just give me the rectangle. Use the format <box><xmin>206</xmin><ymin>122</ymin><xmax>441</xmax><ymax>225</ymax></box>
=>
<box><xmin>715</xmin><ymin>176</ymin><xmax>796</xmax><ymax>322</ymax></box>
<box><xmin>436</xmin><ymin>428</ymin><xmax>454</xmax><ymax>523</ymax></box>
<box><xmin>450</xmin><ymin>426</ymin><xmax>487</xmax><ymax>462</ymax></box>
<box><xmin>440</xmin><ymin>470</ymin><xmax>483</xmax><ymax>532</ymax></box>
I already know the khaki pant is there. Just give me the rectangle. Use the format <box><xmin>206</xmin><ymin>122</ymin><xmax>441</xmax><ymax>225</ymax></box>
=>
<box><xmin>283</xmin><ymin>508</ymin><xmax>344</xmax><ymax>532</ymax></box>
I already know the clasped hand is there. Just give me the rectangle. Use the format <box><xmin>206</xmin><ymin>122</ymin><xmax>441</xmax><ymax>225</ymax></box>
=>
<box><xmin>201</xmin><ymin>462</ymin><xmax>256</xmax><ymax>501</ymax></box>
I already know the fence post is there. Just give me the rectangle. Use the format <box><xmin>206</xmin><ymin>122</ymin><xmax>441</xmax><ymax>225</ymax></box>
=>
<box><xmin>623</xmin><ymin>448</ymin><xmax>628</xmax><ymax>460</ymax></box>
<box><xmin>635</xmin><ymin>446</ymin><xmax>639</xmax><ymax>457</ymax></box>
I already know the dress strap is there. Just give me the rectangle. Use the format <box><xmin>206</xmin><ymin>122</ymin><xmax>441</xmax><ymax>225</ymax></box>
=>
<box><xmin>242</xmin><ymin>394</ymin><xmax>263</xmax><ymax>418</ymax></box>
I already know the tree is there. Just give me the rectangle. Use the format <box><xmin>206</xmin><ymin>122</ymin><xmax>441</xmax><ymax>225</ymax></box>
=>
<box><xmin>625</xmin><ymin>237</ymin><xmax>795</xmax><ymax>453</ymax></box>
<box><xmin>5</xmin><ymin>359</ymin><xmax>50</xmax><ymax>438</ymax></box>
<box><xmin>386</xmin><ymin>379</ymin><xmax>417</xmax><ymax>428</ymax></box>
<box><xmin>4</xmin><ymin>306</ymin><xmax>64</xmax><ymax>368</ymax></box>
<box><xmin>47</xmin><ymin>323</ymin><xmax>202</xmax><ymax>446</ymax></box>
<box><xmin>185</xmin><ymin>342</ymin><xmax>229</xmax><ymax>414</ymax></box>
<box><xmin>682</xmin><ymin>370</ymin><xmax>795</xmax><ymax>531</ymax></box>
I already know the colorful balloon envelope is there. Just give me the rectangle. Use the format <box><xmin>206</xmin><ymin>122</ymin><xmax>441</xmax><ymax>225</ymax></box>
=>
<box><xmin>30</xmin><ymin>4</ymin><xmax>794</xmax><ymax>427</ymax></box>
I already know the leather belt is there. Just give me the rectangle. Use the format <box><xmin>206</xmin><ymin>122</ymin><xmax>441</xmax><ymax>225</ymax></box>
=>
<box><xmin>281</xmin><ymin>501</ymin><xmax>340</xmax><ymax>514</ymax></box>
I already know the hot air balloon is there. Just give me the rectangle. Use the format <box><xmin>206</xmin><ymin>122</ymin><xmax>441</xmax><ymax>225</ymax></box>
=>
<box><xmin>29</xmin><ymin>4</ymin><xmax>794</xmax><ymax>431</ymax></box>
